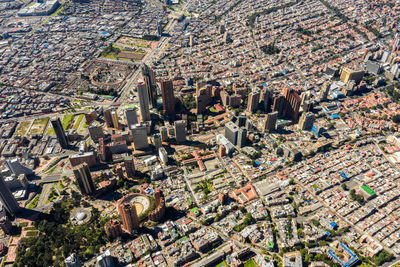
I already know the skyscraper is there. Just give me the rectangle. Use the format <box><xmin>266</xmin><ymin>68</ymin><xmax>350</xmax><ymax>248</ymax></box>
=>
<box><xmin>160</xmin><ymin>80</ymin><xmax>175</xmax><ymax>116</ymax></box>
<box><xmin>0</xmin><ymin>215</ymin><xmax>12</xmax><ymax>234</ymax></box>
<box><xmin>237</xmin><ymin>114</ymin><xmax>247</xmax><ymax>127</ymax></box>
<box><xmin>124</xmin><ymin>156</ymin><xmax>135</xmax><ymax>178</ymax></box>
<box><xmin>154</xmin><ymin>134</ymin><xmax>162</xmax><ymax>148</ymax></box>
<box><xmin>319</xmin><ymin>82</ymin><xmax>330</xmax><ymax>102</ymax></box>
<box><xmin>154</xmin><ymin>188</ymin><xmax>162</xmax><ymax>207</ymax></box>
<box><xmin>88</xmin><ymin>125</ymin><xmax>104</xmax><ymax>143</ymax></box>
<box><xmin>0</xmin><ymin>173</ymin><xmax>20</xmax><ymax>214</ymax></box>
<box><xmin>130</xmin><ymin>123</ymin><xmax>149</xmax><ymax>150</ymax></box>
<box><xmin>137</xmin><ymin>78</ymin><xmax>151</xmax><ymax>122</ymax></box>
<box><xmin>261</xmin><ymin>88</ymin><xmax>272</xmax><ymax>112</ymax></box>
<box><xmin>160</xmin><ymin>126</ymin><xmax>168</xmax><ymax>141</ymax></box>
<box><xmin>125</xmin><ymin>106</ymin><xmax>138</xmax><ymax>128</ymax></box>
<box><xmin>189</xmin><ymin>35</ymin><xmax>194</xmax><ymax>47</ymax></box>
<box><xmin>72</xmin><ymin>163</ymin><xmax>95</xmax><ymax>195</ymax></box>
<box><xmin>393</xmin><ymin>33</ymin><xmax>400</xmax><ymax>53</ymax></box>
<box><xmin>103</xmin><ymin>108</ymin><xmax>113</xmax><ymax>128</ymax></box>
<box><xmin>237</xmin><ymin>127</ymin><xmax>247</xmax><ymax>148</ymax></box>
<box><xmin>111</xmin><ymin>110</ymin><xmax>120</xmax><ymax>130</ymax></box>
<box><xmin>283</xmin><ymin>88</ymin><xmax>301</xmax><ymax>122</ymax></box>
<box><xmin>219</xmin><ymin>24</ymin><xmax>225</xmax><ymax>34</ymax></box>
<box><xmin>174</xmin><ymin>120</ymin><xmax>186</xmax><ymax>144</ymax></box>
<box><xmin>224</xmin><ymin>121</ymin><xmax>239</xmax><ymax>145</ymax></box>
<box><xmin>298</xmin><ymin>112</ymin><xmax>316</xmax><ymax>131</ymax></box>
<box><xmin>5</xmin><ymin>159</ymin><xmax>33</xmax><ymax>176</ymax></box>
<box><xmin>141</xmin><ymin>64</ymin><xmax>157</xmax><ymax>108</ymax></box>
<box><xmin>263</xmin><ymin>111</ymin><xmax>278</xmax><ymax>133</ymax></box>
<box><xmin>118</xmin><ymin>202</ymin><xmax>139</xmax><ymax>233</ymax></box>
<box><xmin>247</xmin><ymin>89</ymin><xmax>260</xmax><ymax>113</ymax></box>
<box><xmin>51</xmin><ymin>118</ymin><xmax>69</xmax><ymax>149</ymax></box>
<box><xmin>272</xmin><ymin>89</ymin><xmax>301</xmax><ymax>122</ymax></box>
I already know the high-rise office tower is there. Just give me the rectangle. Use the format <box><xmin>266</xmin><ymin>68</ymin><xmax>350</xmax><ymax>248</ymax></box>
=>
<box><xmin>137</xmin><ymin>78</ymin><xmax>151</xmax><ymax>122</ymax></box>
<box><xmin>237</xmin><ymin>114</ymin><xmax>247</xmax><ymax>127</ymax></box>
<box><xmin>300</xmin><ymin>91</ymin><xmax>310</xmax><ymax>105</ymax></box>
<box><xmin>72</xmin><ymin>163</ymin><xmax>95</xmax><ymax>195</ymax></box>
<box><xmin>0</xmin><ymin>215</ymin><xmax>12</xmax><ymax>234</ymax></box>
<box><xmin>224</xmin><ymin>31</ymin><xmax>231</xmax><ymax>43</ymax></box>
<box><xmin>283</xmin><ymin>88</ymin><xmax>301</xmax><ymax>122</ymax></box>
<box><xmin>153</xmin><ymin>134</ymin><xmax>162</xmax><ymax>148</ymax></box>
<box><xmin>130</xmin><ymin>123</ymin><xmax>149</xmax><ymax>150</ymax></box>
<box><xmin>51</xmin><ymin>118</ymin><xmax>69</xmax><ymax>149</ymax></box>
<box><xmin>0</xmin><ymin>174</ymin><xmax>20</xmax><ymax>214</ymax></box>
<box><xmin>124</xmin><ymin>156</ymin><xmax>135</xmax><ymax>178</ymax></box>
<box><xmin>157</xmin><ymin>21</ymin><xmax>162</xmax><ymax>37</ymax></box>
<box><xmin>5</xmin><ymin>158</ymin><xmax>33</xmax><ymax>176</ymax></box>
<box><xmin>319</xmin><ymin>82</ymin><xmax>330</xmax><ymax>102</ymax></box>
<box><xmin>160</xmin><ymin>80</ymin><xmax>175</xmax><ymax>116</ymax></box>
<box><xmin>298</xmin><ymin>112</ymin><xmax>316</xmax><ymax>130</ymax></box>
<box><xmin>65</xmin><ymin>253</ymin><xmax>81</xmax><ymax>267</ymax></box>
<box><xmin>160</xmin><ymin>126</ymin><xmax>168</xmax><ymax>141</ymax></box>
<box><xmin>154</xmin><ymin>188</ymin><xmax>162</xmax><ymax>207</ymax></box>
<box><xmin>111</xmin><ymin>110</ymin><xmax>120</xmax><ymax>130</ymax></box>
<box><xmin>105</xmin><ymin>219</ymin><xmax>122</xmax><ymax>239</ymax></box>
<box><xmin>219</xmin><ymin>24</ymin><xmax>225</xmax><ymax>34</ymax></box>
<box><xmin>189</xmin><ymin>35</ymin><xmax>194</xmax><ymax>47</ymax></box>
<box><xmin>237</xmin><ymin>127</ymin><xmax>247</xmax><ymax>148</ymax></box>
<box><xmin>263</xmin><ymin>111</ymin><xmax>278</xmax><ymax>133</ymax></box>
<box><xmin>247</xmin><ymin>89</ymin><xmax>260</xmax><ymax>113</ymax></box>
<box><xmin>174</xmin><ymin>120</ymin><xmax>186</xmax><ymax>144</ymax></box>
<box><xmin>224</xmin><ymin>121</ymin><xmax>239</xmax><ymax>145</ymax></box>
<box><xmin>261</xmin><ymin>88</ymin><xmax>272</xmax><ymax>112</ymax></box>
<box><xmin>103</xmin><ymin>108</ymin><xmax>113</xmax><ymax>128</ymax></box>
<box><xmin>118</xmin><ymin>202</ymin><xmax>139</xmax><ymax>233</ymax></box>
<box><xmin>125</xmin><ymin>106</ymin><xmax>138</xmax><ymax>128</ymax></box>
<box><xmin>393</xmin><ymin>33</ymin><xmax>400</xmax><ymax>53</ymax></box>
<box><xmin>141</xmin><ymin>64</ymin><xmax>157</xmax><ymax>108</ymax></box>
<box><xmin>88</xmin><ymin>125</ymin><xmax>104</xmax><ymax>143</ymax></box>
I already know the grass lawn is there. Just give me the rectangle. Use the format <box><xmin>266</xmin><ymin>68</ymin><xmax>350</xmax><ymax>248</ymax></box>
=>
<box><xmin>27</xmin><ymin>195</ymin><xmax>40</xmax><ymax>209</ymax></box>
<box><xmin>26</xmin><ymin>231</ymin><xmax>39</xmax><ymax>237</ymax></box>
<box><xmin>209</xmin><ymin>107</ymin><xmax>218</xmax><ymax>113</ymax></box>
<box><xmin>244</xmin><ymin>259</ymin><xmax>257</xmax><ymax>267</ymax></box>
<box><xmin>73</xmin><ymin>114</ymin><xmax>84</xmax><ymax>130</ymax></box>
<box><xmin>14</xmin><ymin>120</ymin><xmax>32</xmax><ymax>136</ymax></box>
<box><xmin>29</xmin><ymin>118</ymin><xmax>49</xmax><ymax>136</ymax></box>
<box><xmin>62</xmin><ymin>114</ymin><xmax>75</xmax><ymax>130</ymax></box>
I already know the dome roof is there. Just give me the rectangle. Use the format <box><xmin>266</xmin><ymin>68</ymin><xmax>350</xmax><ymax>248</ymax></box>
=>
<box><xmin>75</xmin><ymin>211</ymin><xmax>87</xmax><ymax>221</ymax></box>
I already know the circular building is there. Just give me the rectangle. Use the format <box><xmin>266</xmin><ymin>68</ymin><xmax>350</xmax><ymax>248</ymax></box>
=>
<box><xmin>70</xmin><ymin>207</ymin><xmax>92</xmax><ymax>225</ymax></box>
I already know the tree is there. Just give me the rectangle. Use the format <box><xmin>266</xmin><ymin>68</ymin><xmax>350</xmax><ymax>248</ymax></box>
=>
<box><xmin>261</xmin><ymin>43</ymin><xmax>281</xmax><ymax>55</ymax></box>
<box><xmin>182</xmin><ymin>94</ymin><xmax>196</xmax><ymax>111</ymax></box>
<box><xmin>372</xmin><ymin>250</ymin><xmax>394</xmax><ymax>266</ymax></box>
<box><xmin>392</xmin><ymin>114</ymin><xmax>400</xmax><ymax>123</ymax></box>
